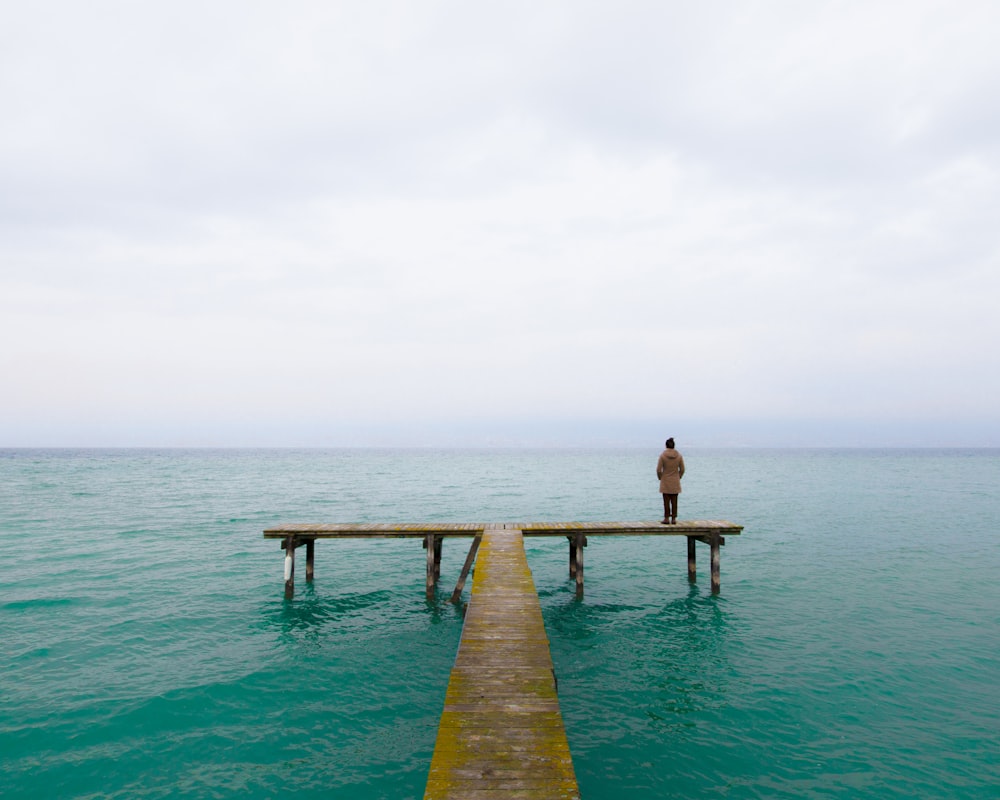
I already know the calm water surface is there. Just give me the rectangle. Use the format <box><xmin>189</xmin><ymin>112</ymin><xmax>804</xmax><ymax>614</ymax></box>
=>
<box><xmin>1</xmin><ymin>448</ymin><xmax>997</xmax><ymax>798</ymax></box>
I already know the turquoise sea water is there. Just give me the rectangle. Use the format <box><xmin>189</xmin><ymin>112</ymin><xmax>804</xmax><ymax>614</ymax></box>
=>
<box><xmin>1</xmin><ymin>448</ymin><xmax>997</xmax><ymax>799</ymax></box>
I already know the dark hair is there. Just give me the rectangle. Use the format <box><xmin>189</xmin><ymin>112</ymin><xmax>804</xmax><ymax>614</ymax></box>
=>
<box><xmin>665</xmin><ymin>437</ymin><xmax>675</xmax><ymax>449</ymax></box>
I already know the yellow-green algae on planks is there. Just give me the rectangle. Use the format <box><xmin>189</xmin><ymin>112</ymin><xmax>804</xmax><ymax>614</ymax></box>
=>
<box><xmin>424</xmin><ymin>528</ymin><xmax>580</xmax><ymax>800</ymax></box>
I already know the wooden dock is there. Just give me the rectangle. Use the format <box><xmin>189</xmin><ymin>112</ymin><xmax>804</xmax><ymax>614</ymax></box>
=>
<box><xmin>264</xmin><ymin>520</ymin><xmax>742</xmax><ymax>599</ymax></box>
<box><xmin>262</xmin><ymin>520</ymin><xmax>742</xmax><ymax>797</ymax></box>
<box><xmin>425</xmin><ymin>528</ymin><xmax>578</xmax><ymax>799</ymax></box>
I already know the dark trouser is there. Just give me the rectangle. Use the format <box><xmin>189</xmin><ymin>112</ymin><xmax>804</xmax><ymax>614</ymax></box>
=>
<box><xmin>662</xmin><ymin>493</ymin><xmax>678</xmax><ymax>520</ymax></box>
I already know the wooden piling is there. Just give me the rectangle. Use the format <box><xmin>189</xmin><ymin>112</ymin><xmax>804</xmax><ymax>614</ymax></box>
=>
<box><xmin>283</xmin><ymin>535</ymin><xmax>295</xmax><ymax>599</ymax></box>
<box><xmin>710</xmin><ymin>532</ymin><xmax>721</xmax><ymax>594</ymax></box>
<box><xmin>305</xmin><ymin>539</ymin><xmax>315</xmax><ymax>582</ymax></box>
<box><xmin>687</xmin><ymin>536</ymin><xmax>697</xmax><ymax>581</ymax></box>
<box><xmin>574</xmin><ymin>533</ymin><xmax>585</xmax><ymax>598</ymax></box>
<box><xmin>426</xmin><ymin>533</ymin><xmax>437</xmax><ymax>600</ymax></box>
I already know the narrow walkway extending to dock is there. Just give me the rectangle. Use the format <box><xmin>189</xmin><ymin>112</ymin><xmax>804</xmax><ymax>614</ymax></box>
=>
<box><xmin>424</xmin><ymin>528</ymin><xmax>579</xmax><ymax>800</ymax></box>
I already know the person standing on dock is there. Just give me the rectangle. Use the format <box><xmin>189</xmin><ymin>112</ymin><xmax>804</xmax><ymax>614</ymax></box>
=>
<box><xmin>657</xmin><ymin>437</ymin><xmax>685</xmax><ymax>524</ymax></box>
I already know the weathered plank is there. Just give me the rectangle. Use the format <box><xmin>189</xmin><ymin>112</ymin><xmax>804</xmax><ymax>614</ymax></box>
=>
<box><xmin>264</xmin><ymin>520</ymin><xmax>743</xmax><ymax>538</ymax></box>
<box><xmin>425</xmin><ymin>529</ymin><xmax>580</xmax><ymax>800</ymax></box>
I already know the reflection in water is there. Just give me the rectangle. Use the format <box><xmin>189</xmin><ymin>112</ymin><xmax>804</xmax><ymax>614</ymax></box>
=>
<box><xmin>642</xmin><ymin>587</ymin><xmax>733</xmax><ymax>729</ymax></box>
<box><xmin>263</xmin><ymin>583</ymin><xmax>466</xmax><ymax>651</ymax></box>
<box><xmin>422</xmin><ymin>592</ymin><xmax>467</xmax><ymax>625</ymax></box>
<box><xmin>277</xmin><ymin>586</ymin><xmax>394</xmax><ymax>624</ymax></box>
<box><xmin>546</xmin><ymin>579</ymin><xmax>734</xmax><ymax>736</ymax></box>
<box><xmin>262</xmin><ymin>586</ymin><xmax>400</xmax><ymax>650</ymax></box>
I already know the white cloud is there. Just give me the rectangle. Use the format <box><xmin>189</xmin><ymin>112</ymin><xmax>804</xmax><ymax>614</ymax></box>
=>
<box><xmin>2</xmin><ymin>0</ymin><xmax>999</xmax><ymax>445</ymax></box>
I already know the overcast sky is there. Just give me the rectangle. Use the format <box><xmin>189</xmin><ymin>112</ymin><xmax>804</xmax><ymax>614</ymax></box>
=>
<box><xmin>2</xmin><ymin>0</ymin><xmax>998</xmax><ymax>447</ymax></box>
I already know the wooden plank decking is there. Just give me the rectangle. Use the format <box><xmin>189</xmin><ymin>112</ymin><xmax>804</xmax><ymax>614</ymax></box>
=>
<box><xmin>265</xmin><ymin>520</ymin><xmax>740</xmax><ymax>537</ymax></box>
<box><xmin>424</xmin><ymin>528</ymin><xmax>579</xmax><ymax>800</ymax></box>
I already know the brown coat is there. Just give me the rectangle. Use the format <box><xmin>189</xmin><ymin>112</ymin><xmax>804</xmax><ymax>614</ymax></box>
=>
<box><xmin>656</xmin><ymin>449</ymin><xmax>685</xmax><ymax>494</ymax></box>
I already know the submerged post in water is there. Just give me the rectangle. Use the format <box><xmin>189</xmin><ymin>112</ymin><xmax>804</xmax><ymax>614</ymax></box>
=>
<box><xmin>283</xmin><ymin>535</ymin><xmax>295</xmax><ymax>599</ymax></box>
<box><xmin>710</xmin><ymin>532</ymin><xmax>721</xmax><ymax>594</ymax></box>
<box><xmin>574</xmin><ymin>532</ymin><xmax>586</xmax><ymax>598</ymax></box>
<box><xmin>425</xmin><ymin>533</ymin><xmax>437</xmax><ymax>600</ymax></box>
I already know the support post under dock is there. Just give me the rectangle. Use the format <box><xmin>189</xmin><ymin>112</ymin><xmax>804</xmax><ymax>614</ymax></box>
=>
<box><xmin>283</xmin><ymin>535</ymin><xmax>295</xmax><ymax>599</ymax></box>
<box><xmin>566</xmin><ymin>534</ymin><xmax>588</xmax><ymax>596</ymax></box>
<box><xmin>424</xmin><ymin>534</ymin><xmax>438</xmax><ymax>600</ymax></box>
<box><xmin>710</xmin><ymin>532</ymin><xmax>721</xmax><ymax>594</ymax></box>
<box><xmin>425</xmin><ymin>528</ymin><xmax>579</xmax><ymax>800</ymax></box>
<box><xmin>573</xmin><ymin>533</ymin><xmax>585</xmax><ymax>598</ymax></box>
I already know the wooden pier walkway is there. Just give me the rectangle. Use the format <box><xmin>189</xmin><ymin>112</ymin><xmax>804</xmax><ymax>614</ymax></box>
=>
<box><xmin>424</xmin><ymin>528</ymin><xmax>578</xmax><ymax>799</ymax></box>
<box><xmin>262</xmin><ymin>520</ymin><xmax>743</xmax><ymax>798</ymax></box>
